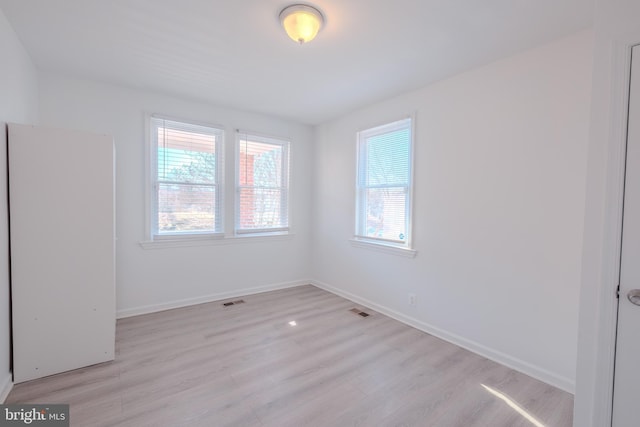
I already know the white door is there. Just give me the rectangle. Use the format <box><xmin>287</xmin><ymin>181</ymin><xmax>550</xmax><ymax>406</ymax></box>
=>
<box><xmin>613</xmin><ymin>45</ymin><xmax>640</xmax><ymax>427</ymax></box>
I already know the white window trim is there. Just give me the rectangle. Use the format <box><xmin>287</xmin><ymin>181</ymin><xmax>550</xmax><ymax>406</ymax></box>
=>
<box><xmin>353</xmin><ymin>114</ymin><xmax>416</xmax><ymax>253</ymax></box>
<box><xmin>139</xmin><ymin>232</ymin><xmax>295</xmax><ymax>249</ymax></box>
<box><xmin>349</xmin><ymin>238</ymin><xmax>417</xmax><ymax>258</ymax></box>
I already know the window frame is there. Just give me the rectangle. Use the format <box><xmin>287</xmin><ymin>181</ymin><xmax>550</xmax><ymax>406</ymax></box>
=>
<box><xmin>354</xmin><ymin>116</ymin><xmax>415</xmax><ymax>252</ymax></box>
<box><xmin>235</xmin><ymin>131</ymin><xmax>290</xmax><ymax>236</ymax></box>
<box><xmin>149</xmin><ymin>114</ymin><xmax>225</xmax><ymax>241</ymax></box>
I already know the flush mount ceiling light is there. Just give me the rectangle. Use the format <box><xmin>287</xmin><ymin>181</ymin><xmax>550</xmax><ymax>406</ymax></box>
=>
<box><xmin>279</xmin><ymin>4</ymin><xmax>324</xmax><ymax>44</ymax></box>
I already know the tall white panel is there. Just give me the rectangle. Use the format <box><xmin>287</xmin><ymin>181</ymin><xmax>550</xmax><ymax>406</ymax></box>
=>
<box><xmin>9</xmin><ymin>124</ymin><xmax>115</xmax><ymax>383</ymax></box>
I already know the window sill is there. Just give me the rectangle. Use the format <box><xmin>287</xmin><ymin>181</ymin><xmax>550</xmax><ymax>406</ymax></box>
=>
<box><xmin>140</xmin><ymin>233</ymin><xmax>294</xmax><ymax>249</ymax></box>
<box><xmin>349</xmin><ymin>238</ymin><xmax>417</xmax><ymax>258</ymax></box>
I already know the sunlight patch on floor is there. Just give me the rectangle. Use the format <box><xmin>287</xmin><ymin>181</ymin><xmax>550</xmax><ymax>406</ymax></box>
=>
<box><xmin>481</xmin><ymin>384</ymin><xmax>545</xmax><ymax>427</ymax></box>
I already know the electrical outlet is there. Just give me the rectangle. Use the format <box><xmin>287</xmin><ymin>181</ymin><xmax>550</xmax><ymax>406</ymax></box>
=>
<box><xmin>408</xmin><ymin>293</ymin><xmax>417</xmax><ymax>306</ymax></box>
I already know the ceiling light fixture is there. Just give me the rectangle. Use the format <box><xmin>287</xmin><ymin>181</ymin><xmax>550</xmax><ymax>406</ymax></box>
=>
<box><xmin>279</xmin><ymin>4</ymin><xmax>324</xmax><ymax>44</ymax></box>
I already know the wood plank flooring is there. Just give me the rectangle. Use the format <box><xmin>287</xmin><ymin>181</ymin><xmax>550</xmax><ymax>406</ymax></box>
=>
<box><xmin>6</xmin><ymin>285</ymin><xmax>573</xmax><ymax>426</ymax></box>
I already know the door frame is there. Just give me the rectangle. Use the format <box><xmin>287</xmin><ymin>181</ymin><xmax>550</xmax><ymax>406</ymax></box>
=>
<box><xmin>587</xmin><ymin>38</ymin><xmax>639</xmax><ymax>426</ymax></box>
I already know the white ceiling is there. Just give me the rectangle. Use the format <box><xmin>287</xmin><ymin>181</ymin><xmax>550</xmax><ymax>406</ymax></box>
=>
<box><xmin>0</xmin><ymin>0</ymin><xmax>593</xmax><ymax>125</ymax></box>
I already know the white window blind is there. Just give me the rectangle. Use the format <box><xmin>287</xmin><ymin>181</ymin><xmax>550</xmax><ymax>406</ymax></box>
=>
<box><xmin>356</xmin><ymin>118</ymin><xmax>413</xmax><ymax>246</ymax></box>
<box><xmin>151</xmin><ymin>116</ymin><xmax>223</xmax><ymax>237</ymax></box>
<box><xmin>236</xmin><ymin>133</ymin><xmax>289</xmax><ymax>234</ymax></box>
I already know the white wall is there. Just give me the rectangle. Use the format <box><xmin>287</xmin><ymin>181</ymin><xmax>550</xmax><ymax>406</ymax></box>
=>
<box><xmin>38</xmin><ymin>74</ymin><xmax>313</xmax><ymax>317</ymax></box>
<box><xmin>0</xmin><ymin>9</ymin><xmax>39</xmax><ymax>400</ymax></box>
<box><xmin>312</xmin><ymin>30</ymin><xmax>593</xmax><ymax>393</ymax></box>
<box><xmin>574</xmin><ymin>1</ymin><xmax>640</xmax><ymax>425</ymax></box>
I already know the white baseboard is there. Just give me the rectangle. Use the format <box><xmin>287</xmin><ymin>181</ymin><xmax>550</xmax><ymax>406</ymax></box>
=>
<box><xmin>117</xmin><ymin>280</ymin><xmax>310</xmax><ymax>319</ymax></box>
<box><xmin>311</xmin><ymin>279</ymin><xmax>575</xmax><ymax>394</ymax></box>
<box><xmin>0</xmin><ymin>372</ymin><xmax>12</xmax><ymax>403</ymax></box>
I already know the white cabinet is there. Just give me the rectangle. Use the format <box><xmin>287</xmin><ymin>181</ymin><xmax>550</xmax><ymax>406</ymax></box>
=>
<box><xmin>8</xmin><ymin>124</ymin><xmax>115</xmax><ymax>383</ymax></box>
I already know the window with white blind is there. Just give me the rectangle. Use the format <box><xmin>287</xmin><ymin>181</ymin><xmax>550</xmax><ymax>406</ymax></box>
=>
<box><xmin>151</xmin><ymin>116</ymin><xmax>223</xmax><ymax>238</ymax></box>
<box><xmin>355</xmin><ymin>117</ymin><xmax>413</xmax><ymax>248</ymax></box>
<box><xmin>236</xmin><ymin>133</ymin><xmax>289</xmax><ymax>234</ymax></box>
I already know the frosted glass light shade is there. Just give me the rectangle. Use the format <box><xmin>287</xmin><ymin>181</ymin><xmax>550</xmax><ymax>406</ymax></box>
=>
<box><xmin>280</xmin><ymin>4</ymin><xmax>324</xmax><ymax>44</ymax></box>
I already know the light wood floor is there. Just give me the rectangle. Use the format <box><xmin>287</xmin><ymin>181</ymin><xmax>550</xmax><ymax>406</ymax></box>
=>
<box><xmin>6</xmin><ymin>285</ymin><xmax>573</xmax><ymax>426</ymax></box>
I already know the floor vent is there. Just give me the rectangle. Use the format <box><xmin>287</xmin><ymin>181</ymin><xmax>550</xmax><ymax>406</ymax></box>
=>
<box><xmin>350</xmin><ymin>308</ymin><xmax>370</xmax><ymax>317</ymax></box>
<box><xmin>223</xmin><ymin>299</ymin><xmax>246</xmax><ymax>307</ymax></box>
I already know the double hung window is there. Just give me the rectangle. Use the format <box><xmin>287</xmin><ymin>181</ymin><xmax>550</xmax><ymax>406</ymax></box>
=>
<box><xmin>355</xmin><ymin>118</ymin><xmax>413</xmax><ymax>248</ymax></box>
<box><xmin>236</xmin><ymin>133</ymin><xmax>290</xmax><ymax>234</ymax></box>
<box><xmin>151</xmin><ymin>116</ymin><xmax>223</xmax><ymax>238</ymax></box>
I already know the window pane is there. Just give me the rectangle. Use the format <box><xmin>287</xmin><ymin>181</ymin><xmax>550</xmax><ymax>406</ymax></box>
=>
<box><xmin>238</xmin><ymin>188</ymin><xmax>286</xmax><ymax>229</ymax></box>
<box><xmin>238</xmin><ymin>140</ymin><xmax>283</xmax><ymax>187</ymax></box>
<box><xmin>157</xmin><ymin>184</ymin><xmax>217</xmax><ymax>233</ymax></box>
<box><xmin>363</xmin><ymin>187</ymin><xmax>407</xmax><ymax>241</ymax></box>
<box><xmin>365</xmin><ymin>128</ymin><xmax>410</xmax><ymax>186</ymax></box>
<box><xmin>157</xmin><ymin>127</ymin><xmax>217</xmax><ymax>185</ymax></box>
